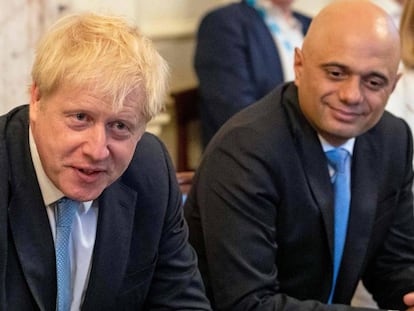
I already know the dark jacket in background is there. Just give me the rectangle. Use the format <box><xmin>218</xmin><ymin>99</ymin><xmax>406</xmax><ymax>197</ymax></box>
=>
<box><xmin>195</xmin><ymin>1</ymin><xmax>311</xmax><ymax>147</ymax></box>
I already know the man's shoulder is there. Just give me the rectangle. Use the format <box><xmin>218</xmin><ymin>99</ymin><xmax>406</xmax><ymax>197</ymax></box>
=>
<box><xmin>0</xmin><ymin>105</ymin><xmax>28</xmax><ymax>124</ymax></box>
<box><xmin>0</xmin><ymin>105</ymin><xmax>29</xmax><ymax>142</ymax></box>
<box><xmin>361</xmin><ymin>110</ymin><xmax>413</xmax><ymax>156</ymax></box>
<box><xmin>120</xmin><ymin>132</ymin><xmax>171</xmax><ymax>185</ymax></box>
<box><xmin>375</xmin><ymin>110</ymin><xmax>411</xmax><ymax>135</ymax></box>
<box><xmin>136</xmin><ymin>132</ymin><xmax>163</xmax><ymax>152</ymax></box>
<box><xmin>206</xmin><ymin>84</ymin><xmax>291</xmax><ymax>153</ymax></box>
<box><xmin>131</xmin><ymin>132</ymin><xmax>168</xmax><ymax>169</ymax></box>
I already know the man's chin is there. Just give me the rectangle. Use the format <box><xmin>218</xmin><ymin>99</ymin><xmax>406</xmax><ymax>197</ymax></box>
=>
<box><xmin>62</xmin><ymin>185</ymin><xmax>106</xmax><ymax>202</ymax></box>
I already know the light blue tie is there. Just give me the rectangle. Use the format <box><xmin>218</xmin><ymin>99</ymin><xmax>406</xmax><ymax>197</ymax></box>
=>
<box><xmin>325</xmin><ymin>148</ymin><xmax>351</xmax><ymax>303</ymax></box>
<box><xmin>55</xmin><ymin>197</ymin><xmax>78</xmax><ymax>311</ymax></box>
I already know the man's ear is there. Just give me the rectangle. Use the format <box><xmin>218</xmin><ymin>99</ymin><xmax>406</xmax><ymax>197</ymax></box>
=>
<box><xmin>30</xmin><ymin>83</ymin><xmax>41</xmax><ymax>104</ymax></box>
<box><xmin>391</xmin><ymin>72</ymin><xmax>403</xmax><ymax>93</ymax></box>
<box><xmin>294</xmin><ymin>47</ymin><xmax>304</xmax><ymax>86</ymax></box>
<box><xmin>29</xmin><ymin>84</ymin><xmax>42</xmax><ymax>120</ymax></box>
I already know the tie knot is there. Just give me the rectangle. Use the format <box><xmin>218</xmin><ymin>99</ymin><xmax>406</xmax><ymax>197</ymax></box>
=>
<box><xmin>56</xmin><ymin>197</ymin><xmax>78</xmax><ymax>228</ymax></box>
<box><xmin>325</xmin><ymin>148</ymin><xmax>349</xmax><ymax>173</ymax></box>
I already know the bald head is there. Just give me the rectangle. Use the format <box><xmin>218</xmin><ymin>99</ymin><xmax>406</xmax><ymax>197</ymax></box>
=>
<box><xmin>303</xmin><ymin>0</ymin><xmax>400</xmax><ymax>67</ymax></box>
<box><xmin>293</xmin><ymin>0</ymin><xmax>402</xmax><ymax>146</ymax></box>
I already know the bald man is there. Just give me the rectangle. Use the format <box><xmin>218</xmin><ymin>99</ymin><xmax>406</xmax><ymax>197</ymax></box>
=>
<box><xmin>185</xmin><ymin>0</ymin><xmax>414</xmax><ymax>310</ymax></box>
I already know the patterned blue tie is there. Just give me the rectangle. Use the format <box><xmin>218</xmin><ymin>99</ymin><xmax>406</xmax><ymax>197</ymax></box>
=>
<box><xmin>325</xmin><ymin>148</ymin><xmax>351</xmax><ymax>303</ymax></box>
<box><xmin>55</xmin><ymin>197</ymin><xmax>78</xmax><ymax>311</ymax></box>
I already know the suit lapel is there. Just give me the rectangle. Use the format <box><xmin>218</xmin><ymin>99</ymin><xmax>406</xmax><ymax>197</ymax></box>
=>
<box><xmin>81</xmin><ymin>181</ymin><xmax>137</xmax><ymax>310</ymax></box>
<box><xmin>295</xmin><ymin>126</ymin><xmax>335</xmax><ymax>254</ymax></box>
<box><xmin>8</xmin><ymin>136</ymin><xmax>57</xmax><ymax>310</ymax></box>
<box><xmin>9</xmin><ymin>188</ymin><xmax>57</xmax><ymax>311</ymax></box>
<box><xmin>334</xmin><ymin>135</ymin><xmax>379</xmax><ymax>302</ymax></box>
<box><xmin>282</xmin><ymin>84</ymin><xmax>335</xmax><ymax>259</ymax></box>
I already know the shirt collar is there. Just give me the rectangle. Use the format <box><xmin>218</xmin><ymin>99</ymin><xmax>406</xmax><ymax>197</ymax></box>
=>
<box><xmin>29</xmin><ymin>127</ymin><xmax>93</xmax><ymax>212</ymax></box>
<box><xmin>319</xmin><ymin>134</ymin><xmax>355</xmax><ymax>156</ymax></box>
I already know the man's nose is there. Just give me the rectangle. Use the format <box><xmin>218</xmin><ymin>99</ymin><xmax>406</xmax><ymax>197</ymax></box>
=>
<box><xmin>338</xmin><ymin>77</ymin><xmax>364</xmax><ymax>105</ymax></box>
<box><xmin>83</xmin><ymin>125</ymin><xmax>110</xmax><ymax>161</ymax></box>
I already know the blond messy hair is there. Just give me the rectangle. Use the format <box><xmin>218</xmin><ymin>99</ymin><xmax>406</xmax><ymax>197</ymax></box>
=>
<box><xmin>31</xmin><ymin>12</ymin><xmax>169</xmax><ymax>121</ymax></box>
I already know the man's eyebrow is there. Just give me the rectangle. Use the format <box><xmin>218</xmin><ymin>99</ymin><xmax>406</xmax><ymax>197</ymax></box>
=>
<box><xmin>320</xmin><ymin>62</ymin><xmax>348</xmax><ymax>70</ymax></box>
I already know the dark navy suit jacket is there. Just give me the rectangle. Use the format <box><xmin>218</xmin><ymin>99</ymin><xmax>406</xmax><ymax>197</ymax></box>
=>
<box><xmin>195</xmin><ymin>1</ymin><xmax>311</xmax><ymax>147</ymax></box>
<box><xmin>0</xmin><ymin>105</ymin><xmax>211</xmax><ymax>310</ymax></box>
<box><xmin>185</xmin><ymin>83</ymin><xmax>414</xmax><ymax>310</ymax></box>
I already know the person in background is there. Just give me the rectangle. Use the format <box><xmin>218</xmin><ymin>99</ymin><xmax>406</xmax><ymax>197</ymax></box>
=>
<box><xmin>185</xmin><ymin>0</ymin><xmax>414</xmax><ymax>309</ymax></box>
<box><xmin>194</xmin><ymin>0</ymin><xmax>311</xmax><ymax>148</ymax></box>
<box><xmin>386</xmin><ymin>0</ymin><xmax>414</xmax><ymax>128</ymax></box>
<box><xmin>0</xmin><ymin>12</ymin><xmax>211</xmax><ymax>310</ymax></box>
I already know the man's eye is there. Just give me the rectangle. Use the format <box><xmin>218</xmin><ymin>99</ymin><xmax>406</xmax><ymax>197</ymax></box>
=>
<box><xmin>369</xmin><ymin>80</ymin><xmax>379</xmax><ymax>87</ymax></box>
<box><xmin>367</xmin><ymin>79</ymin><xmax>384</xmax><ymax>89</ymax></box>
<box><xmin>361</xmin><ymin>75</ymin><xmax>387</xmax><ymax>90</ymax></box>
<box><xmin>75</xmin><ymin>113</ymin><xmax>86</xmax><ymax>121</ymax></box>
<box><xmin>329</xmin><ymin>70</ymin><xmax>343</xmax><ymax>78</ymax></box>
<box><xmin>110</xmin><ymin>121</ymin><xmax>131</xmax><ymax>134</ymax></box>
<box><xmin>109</xmin><ymin>121</ymin><xmax>132</xmax><ymax>139</ymax></box>
<box><xmin>114</xmin><ymin>122</ymin><xmax>126</xmax><ymax>130</ymax></box>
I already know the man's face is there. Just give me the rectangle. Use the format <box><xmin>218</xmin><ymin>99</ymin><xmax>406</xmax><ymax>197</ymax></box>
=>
<box><xmin>294</xmin><ymin>27</ymin><xmax>400</xmax><ymax>146</ymax></box>
<box><xmin>29</xmin><ymin>85</ymin><xmax>146</xmax><ymax>201</ymax></box>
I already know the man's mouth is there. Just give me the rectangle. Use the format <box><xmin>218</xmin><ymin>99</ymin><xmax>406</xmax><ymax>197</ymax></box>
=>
<box><xmin>76</xmin><ymin>167</ymin><xmax>105</xmax><ymax>176</ymax></box>
<box><xmin>79</xmin><ymin>168</ymin><xmax>98</xmax><ymax>175</ymax></box>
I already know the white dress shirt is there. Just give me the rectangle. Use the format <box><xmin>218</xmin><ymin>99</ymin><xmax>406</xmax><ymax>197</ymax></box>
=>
<box><xmin>29</xmin><ymin>128</ymin><xmax>98</xmax><ymax>311</ymax></box>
